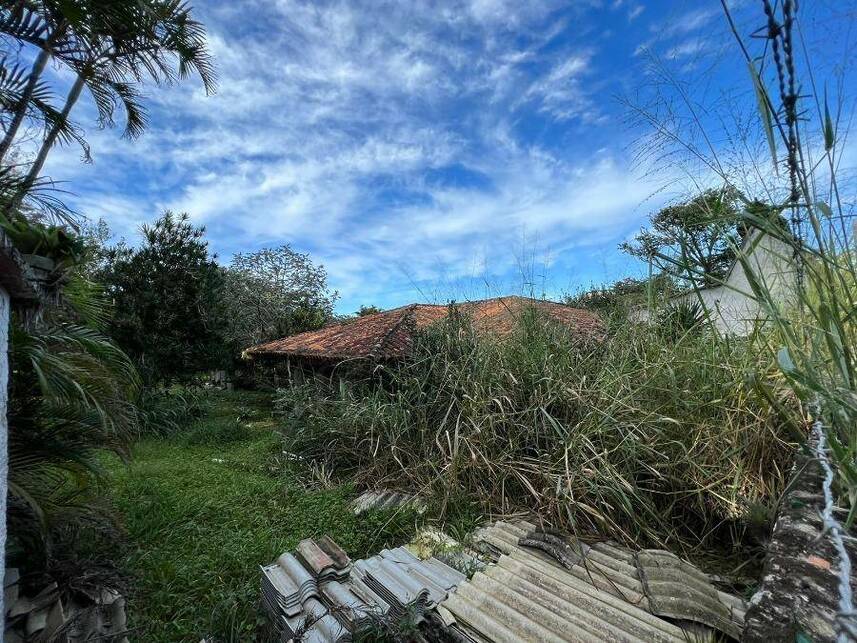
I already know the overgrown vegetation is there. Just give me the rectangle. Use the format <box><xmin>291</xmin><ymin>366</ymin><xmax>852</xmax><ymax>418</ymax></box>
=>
<box><xmin>626</xmin><ymin>0</ymin><xmax>857</xmax><ymax>535</ymax></box>
<box><xmin>6</xmin><ymin>298</ymin><xmax>140</xmax><ymax>568</ymax></box>
<box><xmin>278</xmin><ymin>306</ymin><xmax>794</xmax><ymax>555</ymax></box>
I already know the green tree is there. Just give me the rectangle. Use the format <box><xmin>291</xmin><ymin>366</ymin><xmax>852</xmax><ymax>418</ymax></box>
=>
<box><xmin>103</xmin><ymin>211</ymin><xmax>226</xmax><ymax>382</ymax></box>
<box><xmin>620</xmin><ymin>187</ymin><xmax>746</xmax><ymax>287</ymax></box>
<box><xmin>222</xmin><ymin>245</ymin><xmax>337</xmax><ymax>357</ymax></box>
<box><xmin>357</xmin><ymin>305</ymin><xmax>381</xmax><ymax>316</ymax></box>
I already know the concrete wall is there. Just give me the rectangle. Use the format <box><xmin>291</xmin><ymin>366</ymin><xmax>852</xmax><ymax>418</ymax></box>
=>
<box><xmin>635</xmin><ymin>230</ymin><xmax>797</xmax><ymax>335</ymax></box>
<box><xmin>744</xmin><ymin>434</ymin><xmax>857</xmax><ymax>641</ymax></box>
<box><xmin>0</xmin><ymin>285</ymin><xmax>9</xmax><ymax>623</ymax></box>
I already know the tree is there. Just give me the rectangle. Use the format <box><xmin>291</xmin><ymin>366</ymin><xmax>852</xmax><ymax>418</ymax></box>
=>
<box><xmin>222</xmin><ymin>245</ymin><xmax>338</xmax><ymax>358</ymax></box>
<box><xmin>357</xmin><ymin>305</ymin><xmax>381</xmax><ymax>316</ymax></box>
<box><xmin>0</xmin><ymin>0</ymin><xmax>215</xmax><ymax>210</ymax></box>
<box><xmin>102</xmin><ymin>211</ymin><xmax>226</xmax><ymax>383</ymax></box>
<box><xmin>620</xmin><ymin>187</ymin><xmax>746</xmax><ymax>287</ymax></box>
<box><xmin>564</xmin><ymin>276</ymin><xmax>672</xmax><ymax>313</ymax></box>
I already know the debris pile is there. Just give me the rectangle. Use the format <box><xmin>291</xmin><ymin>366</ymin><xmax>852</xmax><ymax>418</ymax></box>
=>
<box><xmin>260</xmin><ymin>521</ymin><xmax>751</xmax><ymax>641</ymax></box>
<box><xmin>3</xmin><ymin>569</ymin><xmax>128</xmax><ymax>643</ymax></box>
<box><xmin>435</xmin><ymin>520</ymin><xmax>747</xmax><ymax>642</ymax></box>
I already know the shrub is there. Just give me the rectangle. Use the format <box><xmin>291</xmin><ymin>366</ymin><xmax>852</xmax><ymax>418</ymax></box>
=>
<box><xmin>136</xmin><ymin>387</ymin><xmax>207</xmax><ymax>437</ymax></box>
<box><xmin>656</xmin><ymin>300</ymin><xmax>705</xmax><ymax>340</ymax></box>
<box><xmin>278</xmin><ymin>306</ymin><xmax>794</xmax><ymax>552</ymax></box>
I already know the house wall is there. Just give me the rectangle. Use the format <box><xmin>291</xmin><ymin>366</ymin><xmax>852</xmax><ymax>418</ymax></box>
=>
<box><xmin>634</xmin><ymin>230</ymin><xmax>797</xmax><ymax>335</ymax></box>
<box><xmin>0</xmin><ymin>285</ymin><xmax>9</xmax><ymax>622</ymax></box>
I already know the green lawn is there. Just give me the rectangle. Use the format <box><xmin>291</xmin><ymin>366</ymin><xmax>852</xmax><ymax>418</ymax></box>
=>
<box><xmin>106</xmin><ymin>389</ymin><xmax>416</xmax><ymax>642</ymax></box>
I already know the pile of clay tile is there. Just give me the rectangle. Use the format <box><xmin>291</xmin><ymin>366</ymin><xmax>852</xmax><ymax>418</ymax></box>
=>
<box><xmin>3</xmin><ymin>569</ymin><xmax>128</xmax><ymax>643</ymax></box>
<box><xmin>260</xmin><ymin>536</ymin><xmax>465</xmax><ymax>642</ymax></box>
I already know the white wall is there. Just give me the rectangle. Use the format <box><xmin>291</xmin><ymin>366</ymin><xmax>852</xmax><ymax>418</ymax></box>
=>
<box><xmin>634</xmin><ymin>230</ymin><xmax>797</xmax><ymax>335</ymax></box>
<box><xmin>0</xmin><ymin>285</ymin><xmax>9</xmax><ymax>623</ymax></box>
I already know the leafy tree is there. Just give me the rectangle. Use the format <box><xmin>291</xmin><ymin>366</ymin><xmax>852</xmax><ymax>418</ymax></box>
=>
<box><xmin>0</xmin><ymin>0</ymin><xmax>215</xmax><ymax>210</ymax></box>
<box><xmin>357</xmin><ymin>305</ymin><xmax>381</xmax><ymax>316</ymax></box>
<box><xmin>621</xmin><ymin>187</ymin><xmax>746</xmax><ymax>287</ymax></box>
<box><xmin>222</xmin><ymin>245</ymin><xmax>337</xmax><ymax>357</ymax></box>
<box><xmin>565</xmin><ymin>275</ymin><xmax>672</xmax><ymax>315</ymax></box>
<box><xmin>102</xmin><ymin>211</ymin><xmax>227</xmax><ymax>382</ymax></box>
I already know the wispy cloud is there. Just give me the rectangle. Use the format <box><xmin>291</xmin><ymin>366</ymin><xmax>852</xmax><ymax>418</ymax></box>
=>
<box><xmin>39</xmin><ymin>0</ymin><xmax>796</xmax><ymax>313</ymax></box>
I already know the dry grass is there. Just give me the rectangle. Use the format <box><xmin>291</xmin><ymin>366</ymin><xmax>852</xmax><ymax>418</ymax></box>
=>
<box><xmin>278</xmin><ymin>307</ymin><xmax>796</xmax><ymax>555</ymax></box>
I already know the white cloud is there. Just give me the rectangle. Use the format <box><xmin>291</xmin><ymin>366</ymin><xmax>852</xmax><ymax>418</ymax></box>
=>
<box><xmin>35</xmin><ymin>0</ymin><xmax>662</xmax><ymax>312</ymax></box>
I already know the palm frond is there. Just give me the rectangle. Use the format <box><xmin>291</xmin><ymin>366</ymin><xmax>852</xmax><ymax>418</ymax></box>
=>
<box><xmin>0</xmin><ymin>3</ymin><xmax>50</xmax><ymax>45</ymax></box>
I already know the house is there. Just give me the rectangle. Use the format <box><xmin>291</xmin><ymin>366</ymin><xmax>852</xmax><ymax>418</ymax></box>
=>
<box><xmin>633</xmin><ymin>228</ymin><xmax>797</xmax><ymax>335</ymax></box>
<box><xmin>244</xmin><ymin>296</ymin><xmax>604</xmax><ymax>369</ymax></box>
<box><xmin>0</xmin><ymin>228</ymin><xmax>48</xmax><ymax>623</ymax></box>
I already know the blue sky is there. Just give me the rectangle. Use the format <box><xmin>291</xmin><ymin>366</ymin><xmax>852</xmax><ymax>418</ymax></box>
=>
<box><xmin>42</xmin><ymin>0</ymin><xmax>857</xmax><ymax>314</ymax></box>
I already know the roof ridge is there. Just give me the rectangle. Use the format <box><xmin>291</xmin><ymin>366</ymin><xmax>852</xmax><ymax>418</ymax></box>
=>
<box><xmin>368</xmin><ymin>304</ymin><xmax>417</xmax><ymax>361</ymax></box>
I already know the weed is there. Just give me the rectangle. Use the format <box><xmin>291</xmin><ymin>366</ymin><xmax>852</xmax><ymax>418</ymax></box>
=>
<box><xmin>279</xmin><ymin>306</ymin><xmax>794</xmax><ymax>556</ymax></box>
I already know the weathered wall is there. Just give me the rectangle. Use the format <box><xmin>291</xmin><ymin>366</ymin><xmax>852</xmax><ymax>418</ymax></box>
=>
<box><xmin>0</xmin><ymin>285</ymin><xmax>9</xmax><ymax>623</ymax></box>
<box><xmin>633</xmin><ymin>230</ymin><xmax>797</xmax><ymax>335</ymax></box>
<box><xmin>743</xmin><ymin>442</ymin><xmax>857</xmax><ymax>641</ymax></box>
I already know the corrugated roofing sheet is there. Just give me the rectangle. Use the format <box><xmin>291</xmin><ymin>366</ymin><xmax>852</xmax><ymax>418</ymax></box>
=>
<box><xmin>351</xmin><ymin>489</ymin><xmax>426</xmax><ymax>515</ymax></box>
<box><xmin>245</xmin><ymin>296</ymin><xmax>604</xmax><ymax>361</ymax></box>
<box><xmin>439</xmin><ymin>520</ymin><xmax>746</xmax><ymax>642</ymax></box>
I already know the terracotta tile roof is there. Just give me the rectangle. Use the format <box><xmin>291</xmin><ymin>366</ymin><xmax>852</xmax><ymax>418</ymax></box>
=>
<box><xmin>245</xmin><ymin>296</ymin><xmax>603</xmax><ymax>362</ymax></box>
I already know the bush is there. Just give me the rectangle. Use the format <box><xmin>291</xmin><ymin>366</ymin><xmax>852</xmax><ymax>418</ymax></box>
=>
<box><xmin>136</xmin><ymin>387</ymin><xmax>207</xmax><ymax>437</ymax></box>
<box><xmin>181</xmin><ymin>415</ymin><xmax>251</xmax><ymax>446</ymax></box>
<box><xmin>656</xmin><ymin>300</ymin><xmax>705</xmax><ymax>340</ymax></box>
<box><xmin>277</xmin><ymin>306</ymin><xmax>795</xmax><ymax>552</ymax></box>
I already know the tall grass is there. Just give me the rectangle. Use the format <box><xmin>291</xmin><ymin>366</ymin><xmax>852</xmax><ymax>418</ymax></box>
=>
<box><xmin>278</xmin><ymin>307</ymin><xmax>794</xmax><ymax>553</ymax></box>
<box><xmin>645</xmin><ymin>1</ymin><xmax>857</xmax><ymax>519</ymax></box>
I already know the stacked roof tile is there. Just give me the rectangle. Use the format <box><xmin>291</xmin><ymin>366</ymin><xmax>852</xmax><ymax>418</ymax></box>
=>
<box><xmin>260</xmin><ymin>537</ymin><xmax>465</xmax><ymax>642</ymax></box>
<box><xmin>245</xmin><ymin>296</ymin><xmax>603</xmax><ymax>362</ymax></box>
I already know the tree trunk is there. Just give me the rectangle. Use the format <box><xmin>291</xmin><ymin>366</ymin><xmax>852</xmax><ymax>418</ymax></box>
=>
<box><xmin>17</xmin><ymin>74</ymin><xmax>85</xmax><ymax>201</ymax></box>
<box><xmin>0</xmin><ymin>46</ymin><xmax>52</xmax><ymax>164</ymax></box>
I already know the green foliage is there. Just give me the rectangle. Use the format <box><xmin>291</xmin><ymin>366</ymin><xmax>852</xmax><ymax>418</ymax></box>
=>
<box><xmin>656</xmin><ymin>300</ymin><xmax>705</xmax><ymax>340</ymax></box>
<box><xmin>104</xmin><ymin>390</ymin><xmax>417</xmax><ymax>642</ymax></box>
<box><xmin>279</xmin><ymin>307</ymin><xmax>793</xmax><ymax>553</ymax></box>
<box><xmin>357</xmin><ymin>305</ymin><xmax>382</xmax><ymax>316</ymax></box>
<box><xmin>221</xmin><ymin>245</ymin><xmax>338</xmax><ymax>360</ymax></box>
<box><xmin>0</xmin><ymin>213</ymin><xmax>87</xmax><ymax>270</ymax></box>
<box><xmin>564</xmin><ymin>275</ymin><xmax>672</xmax><ymax>317</ymax></box>
<box><xmin>181</xmin><ymin>413</ymin><xmax>250</xmax><ymax>446</ymax></box>
<box><xmin>0</xmin><ymin>0</ymin><xmax>216</xmax><ymax>218</ymax></box>
<box><xmin>621</xmin><ymin>187</ymin><xmax>745</xmax><ymax>287</ymax></box>
<box><xmin>101</xmin><ymin>211</ymin><xmax>228</xmax><ymax>383</ymax></box>
<box><xmin>7</xmin><ymin>309</ymin><xmax>140</xmax><ymax>566</ymax></box>
<box><xmin>136</xmin><ymin>387</ymin><xmax>207</xmax><ymax>437</ymax></box>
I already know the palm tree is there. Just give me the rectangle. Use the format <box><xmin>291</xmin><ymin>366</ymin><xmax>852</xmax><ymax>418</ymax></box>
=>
<box><xmin>0</xmin><ymin>0</ymin><xmax>216</xmax><ymax>205</ymax></box>
<box><xmin>7</xmin><ymin>276</ymin><xmax>141</xmax><ymax>560</ymax></box>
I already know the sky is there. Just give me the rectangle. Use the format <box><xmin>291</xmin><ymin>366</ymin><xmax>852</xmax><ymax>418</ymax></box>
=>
<box><xmin>39</xmin><ymin>0</ymin><xmax>857</xmax><ymax>314</ymax></box>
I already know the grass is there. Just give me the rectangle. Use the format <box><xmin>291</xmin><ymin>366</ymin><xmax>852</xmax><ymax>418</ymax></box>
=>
<box><xmin>105</xmin><ymin>389</ymin><xmax>419</xmax><ymax>642</ymax></box>
<box><xmin>279</xmin><ymin>307</ymin><xmax>796</xmax><ymax>559</ymax></box>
